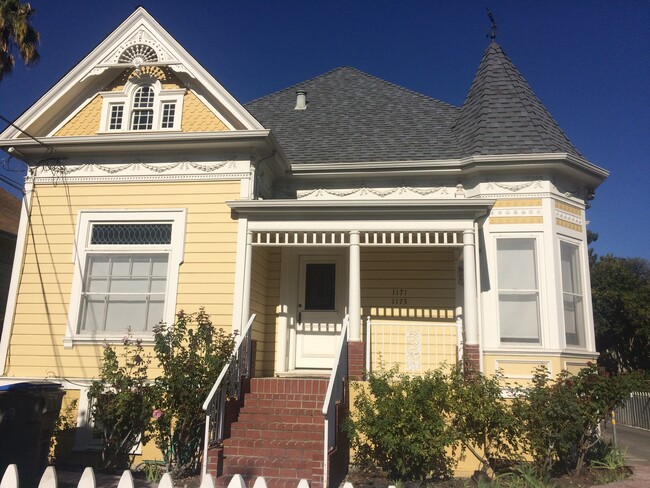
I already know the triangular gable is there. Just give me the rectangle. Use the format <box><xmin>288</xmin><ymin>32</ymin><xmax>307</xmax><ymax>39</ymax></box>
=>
<box><xmin>1</xmin><ymin>7</ymin><xmax>263</xmax><ymax>140</ymax></box>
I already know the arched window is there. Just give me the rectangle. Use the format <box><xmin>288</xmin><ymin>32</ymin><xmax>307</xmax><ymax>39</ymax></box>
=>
<box><xmin>131</xmin><ymin>85</ymin><xmax>155</xmax><ymax>130</ymax></box>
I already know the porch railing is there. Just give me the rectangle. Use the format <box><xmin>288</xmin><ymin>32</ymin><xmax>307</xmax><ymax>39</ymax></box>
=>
<box><xmin>365</xmin><ymin>318</ymin><xmax>459</xmax><ymax>374</ymax></box>
<box><xmin>201</xmin><ymin>314</ymin><xmax>256</xmax><ymax>476</ymax></box>
<box><xmin>615</xmin><ymin>391</ymin><xmax>650</xmax><ymax>430</ymax></box>
<box><xmin>322</xmin><ymin>314</ymin><xmax>349</xmax><ymax>488</ymax></box>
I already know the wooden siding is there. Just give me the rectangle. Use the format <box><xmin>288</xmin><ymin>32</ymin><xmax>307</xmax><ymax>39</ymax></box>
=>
<box><xmin>484</xmin><ymin>354</ymin><xmax>594</xmax><ymax>382</ymax></box>
<box><xmin>6</xmin><ymin>180</ymin><xmax>240</xmax><ymax>379</ymax></box>
<box><xmin>54</xmin><ymin>96</ymin><xmax>102</xmax><ymax>136</ymax></box>
<box><xmin>181</xmin><ymin>91</ymin><xmax>229</xmax><ymax>132</ymax></box>
<box><xmin>249</xmin><ymin>247</ymin><xmax>281</xmax><ymax>376</ymax></box>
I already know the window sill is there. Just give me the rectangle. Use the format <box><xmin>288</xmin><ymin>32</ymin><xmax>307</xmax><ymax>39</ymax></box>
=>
<box><xmin>96</xmin><ymin>129</ymin><xmax>183</xmax><ymax>135</ymax></box>
<box><xmin>63</xmin><ymin>334</ymin><xmax>156</xmax><ymax>349</ymax></box>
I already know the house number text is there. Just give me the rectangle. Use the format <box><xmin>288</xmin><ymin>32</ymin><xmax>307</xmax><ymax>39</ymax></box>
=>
<box><xmin>391</xmin><ymin>288</ymin><xmax>408</xmax><ymax>305</ymax></box>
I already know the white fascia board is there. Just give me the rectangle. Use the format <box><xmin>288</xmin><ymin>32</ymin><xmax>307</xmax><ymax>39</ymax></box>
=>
<box><xmin>1</xmin><ymin>130</ymin><xmax>276</xmax><ymax>159</ymax></box>
<box><xmin>228</xmin><ymin>198</ymin><xmax>495</xmax><ymax>218</ymax></box>
<box><xmin>289</xmin><ymin>153</ymin><xmax>609</xmax><ymax>187</ymax></box>
<box><xmin>0</xmin><ymin>7</ymin><xmax>262</xmax><ymax>141</ymax></box>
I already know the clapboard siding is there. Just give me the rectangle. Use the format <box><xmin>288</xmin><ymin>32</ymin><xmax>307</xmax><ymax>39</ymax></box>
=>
<box><xmin>6</xmin><ymin>180</ymin><xmax>241</xmax><ymax>379</ymax></box>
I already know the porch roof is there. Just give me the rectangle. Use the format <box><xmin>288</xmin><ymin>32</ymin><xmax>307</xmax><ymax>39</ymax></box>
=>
<box><xmin>228</xmin><ymin>198</ymin><xmax>495</xmax><ymax>240</ymax></box>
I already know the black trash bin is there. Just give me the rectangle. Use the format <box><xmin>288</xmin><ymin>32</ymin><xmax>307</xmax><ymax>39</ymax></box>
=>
<box><xmin>0</xmin><ymin>382</ymin><xmax>65</xmax><ymax>486</ymax></box>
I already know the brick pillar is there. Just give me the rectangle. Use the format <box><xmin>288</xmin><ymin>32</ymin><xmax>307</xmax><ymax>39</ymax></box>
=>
<box><xmin>348</xmin><ymin>341</ymin><xmax>365</xmax><ymax>380</ymax></box>
<box><xmin>463</xmin><ymin>343</ymin><xmax>480</xmax><ymax>374</ymax></box>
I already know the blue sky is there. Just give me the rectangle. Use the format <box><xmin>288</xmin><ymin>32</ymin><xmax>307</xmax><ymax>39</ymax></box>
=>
<box><xmin>1</xmin><ymin>1</ymin><xmax>648</xmax><ymax>260</ymax></box>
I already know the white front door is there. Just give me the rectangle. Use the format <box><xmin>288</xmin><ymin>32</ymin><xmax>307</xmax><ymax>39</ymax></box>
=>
<box><xmin>294</xmin><ymin>253</ymin><xmax>347</xmax><ymax>369</ymax></box>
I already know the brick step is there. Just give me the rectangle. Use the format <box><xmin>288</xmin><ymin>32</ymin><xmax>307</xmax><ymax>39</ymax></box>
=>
<box><xmin>230</xmin><ymin>421</ymin><xmax>324</xmax><ymax>433</ymax></box>
<box><xmin>223</xmin><ymin>446</ymin><xmax>322</xmax><ymax>460</ymax></box>
<box><xmin>223</xmin><ymin>437</ymin><xmax>323</xmax><ymax>452</ymax></box>
<box><xmin>221</xmin><ymin>455</ymin><xmax>322</xmax><ymax>477</ymax></box>
<box><xmin>228</xmin><ymin>426</ymin><xmax>323</xmax><ymax>442</ymax></box>
<box><xmin>245</xmin><ymin>393</ymin><xmax>327</xmax><ymax>404</ymax></box>
<box><xmin>239</xmin><ymin>398</ymin><xmax>324</xmax><ymax>410</ymax></box>
<box><xmin>249</xmin><ymin>379</ymin><xmax>328</xmax><ymax>396</ymax></box>
<box><xmin>234</xmin><ymin>411</ymin><xmax>325</xmax><ymax>425</ymax></box>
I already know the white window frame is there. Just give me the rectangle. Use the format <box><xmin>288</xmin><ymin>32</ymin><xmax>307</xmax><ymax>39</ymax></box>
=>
<box><xmin>99</xmin><ymin>77</ymin><xmax>184</xmax><ymax>132</ymax></box>
<box><xmin>560</xmin><ymin>239</ymin><xmax>586</xmax><ymax>348</ymax></box>
<box><xmin>64</xmin><ymin>209</ymin><xmax>186</xmax><ymax>349</ymax></box>
<box><xmin>495</xmin><ymin>236</ymin><xmax>543</xmax><ymax>345</ymax></box>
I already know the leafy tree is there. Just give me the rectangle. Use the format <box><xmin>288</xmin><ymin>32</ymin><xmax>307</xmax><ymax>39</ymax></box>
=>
<box><xmin>591</xmin><ymin>255</ymin><xmax>650</xmax><ymax>373</ymax></box>
<box><xmin>0</xmin><ymin>0</ymin><xmax>39</xmax><ymax>81</ymax></box>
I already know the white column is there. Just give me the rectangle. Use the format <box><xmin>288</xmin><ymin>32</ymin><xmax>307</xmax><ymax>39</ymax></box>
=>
<box><xmin>462</xmin><ymin>229</ymin><xmax>479</xmax><ymax>345</ymax></box>
<box><xmin>349</xmin><ymin>231</ymin><xmax>361</xmax><ymax>341</ymax></box>
<box><xmin>240</xmin><ymin>231</ymin><xmax>254</xmax><ymax>332</ymax></box>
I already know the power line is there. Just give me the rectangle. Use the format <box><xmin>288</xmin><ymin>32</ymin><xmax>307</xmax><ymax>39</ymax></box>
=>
<box><xmin>0</xmin><ymin>114</ymin><xmax>54</xmax><ymax>151</ymax></box>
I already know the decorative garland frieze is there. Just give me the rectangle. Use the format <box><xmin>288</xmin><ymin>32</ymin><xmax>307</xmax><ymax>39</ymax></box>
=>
<box><xmin>485</xmin><ymin>180</ymin><xmax>543</xmax><ymax>193</ymax></box>
<box><xmin>30</xmin><ymin>159</ymin><xmax>247</xmax><ymax>184</ymax></box>
<box><xmin>296</xmin><ymin>185</ymin><xmax>450</xmax><ymax>200</ymax></box>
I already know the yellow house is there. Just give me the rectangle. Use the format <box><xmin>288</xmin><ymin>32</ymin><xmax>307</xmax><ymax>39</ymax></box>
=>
<box><xmin>0</xmin><ymin>7</ymin><xmax>608</xmax><ymax>488</ymax></box>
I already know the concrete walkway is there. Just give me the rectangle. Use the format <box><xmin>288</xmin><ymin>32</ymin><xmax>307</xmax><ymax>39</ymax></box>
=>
<box><xmin>593</xmin><ymin>423</ymin><xmax>650</xmax><ymax>488</ymax></box>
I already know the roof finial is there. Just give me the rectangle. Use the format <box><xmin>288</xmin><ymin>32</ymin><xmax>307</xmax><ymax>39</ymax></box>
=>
<box><xmin>486</xmin><ymin>8</ymin><xmax>498</xmax><ymax>43</ymax></box>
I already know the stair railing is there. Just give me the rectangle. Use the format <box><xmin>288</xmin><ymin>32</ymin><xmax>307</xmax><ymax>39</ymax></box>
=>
<box><xmin>321</xmin><ymin>314</ymin><xmax>349</xmax><ymax>488</ymax></box>
<box><xmin>201</xmin><ymin>314</ymin><xmax>256</xmax><ymax>476</ymax></box>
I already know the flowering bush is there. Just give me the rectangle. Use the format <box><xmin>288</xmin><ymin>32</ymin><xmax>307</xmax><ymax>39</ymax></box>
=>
<box><xmin>88</xmin><ymin>335</ymin><xmax>153</xmax><ymax>470</ymax></box>
<box><xmin>150</xmin><ymin>308</ymin><xmax>235</xmax><ymax>477</ymax></box>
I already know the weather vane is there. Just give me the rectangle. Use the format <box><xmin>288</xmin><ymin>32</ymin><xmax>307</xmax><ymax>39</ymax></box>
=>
<box><xmin>486</xmin><ymin>8</ymin><xmax>498</xmax><ymax>42</ymax></box>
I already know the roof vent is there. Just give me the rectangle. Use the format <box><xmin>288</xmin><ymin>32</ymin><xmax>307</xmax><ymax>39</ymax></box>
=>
<box><xmin>294</xmin><ymin>90</ymin><xmax>307</xmax><ymax>110</ymax></box>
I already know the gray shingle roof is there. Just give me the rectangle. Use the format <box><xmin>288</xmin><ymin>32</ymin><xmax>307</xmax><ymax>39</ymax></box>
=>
<box><xmin>454</xmin><ymin>43</ymin><xmax>582</xmax><ymax>158</ymax></box>
<box><xmin>245</xmin><ymin>67</ymin><xmax>462</xmax><ymax>164</ymax></box>
<box><xmin>245</xmin><ymin>45</ymin><xmax>582</xmax><ymax>165</ymax></box>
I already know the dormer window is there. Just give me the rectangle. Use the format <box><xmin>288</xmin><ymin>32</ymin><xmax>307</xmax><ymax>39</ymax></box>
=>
<box><xmin>100</xmin><ymin>78</ymin><xmax>184</xmax><ymax>132</ymax></box>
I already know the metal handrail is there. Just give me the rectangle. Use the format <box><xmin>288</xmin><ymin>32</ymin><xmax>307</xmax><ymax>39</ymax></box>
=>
<box><xmin>201</xmin><ymin>314</ymin><xmax>256</xmax><ymax>476</ymax></box>
<box><xmin>322</xmin><ymin>314</ymin><xmax>349</xmax><ymax>488</ymax></box>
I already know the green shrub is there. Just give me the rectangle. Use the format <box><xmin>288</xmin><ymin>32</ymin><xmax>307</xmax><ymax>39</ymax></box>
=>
<box><xmin>447</xmin><ymin>364</ymin><xmax>520</xmax><ymax>474</ymax></box>
<box><xmin>512</xmin><ymin>364</ymin><xmax>641</xmax><ymax>476</ymax></box>
<box><xmin>150</xmin><ymin>308</ymin><xmax>235</xmax><ymax>477</ymax></box>
<box><xmin>89</xmin><ymin>335</ymin><xmax>153</xmax><ymax>470</ymax></box>
<box><xmin>346</xmin><ymin>368</ymin><xmax>457</xmax><ymax>482</ymax></box>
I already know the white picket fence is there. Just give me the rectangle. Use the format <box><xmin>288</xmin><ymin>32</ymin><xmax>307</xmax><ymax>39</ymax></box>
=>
<box><xmin>0</xmin><ymin>465</ymin><xmax>388</xmax><ymax>488</ymax></box>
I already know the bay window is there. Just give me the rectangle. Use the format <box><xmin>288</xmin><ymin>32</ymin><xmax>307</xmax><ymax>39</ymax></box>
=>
<box><xmin>561</xmin><ymin>241</ymin><xmax>585</xmax><ymax>347</ymax></box>
<box><xmin>497</xmin><ymin>237</ymin><xmax>541</xmax><ymax>344</ymax></box>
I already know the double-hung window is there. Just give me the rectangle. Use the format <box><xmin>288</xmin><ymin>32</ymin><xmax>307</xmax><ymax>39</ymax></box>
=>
<box><xmin>560</xmin><ymin>241</ymin><xmax>585</xmax><ymax>347</ymax></box>
<box><xmin>64</xmin><ymin>210</ymin><xmax>186</xmax><ymax>348</ymax></box>
<box><xmin>496</xmin><ymin>238</ymin><xmax>541</xmax><ymax>344</ymax></box>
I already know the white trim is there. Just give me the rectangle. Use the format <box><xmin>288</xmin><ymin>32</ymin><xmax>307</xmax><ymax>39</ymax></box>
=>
<box><xmin>289</xmin><ymin>153</ymin><xmax>608</xmax><ymax>181</ymax></box>
<box><xmin>0</xmin><ymin>7</ymin><xmax>263</xmax><ymax>142</ymax></box>
<box><xmin>0</xmin><ymin>182</ymin><xmax>33</xmax><ymax>374</ymax></box>
<box><xmin>63</xmin><ymin>209</ymin><xmax>186</xmax><ymax>348</ymax></box>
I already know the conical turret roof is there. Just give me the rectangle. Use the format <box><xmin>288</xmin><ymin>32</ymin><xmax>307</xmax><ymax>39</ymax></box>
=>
<box><xmin>454</xmin><ymin>42</ymin><xmax>582</xmax><ymax>157</ymax></box>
